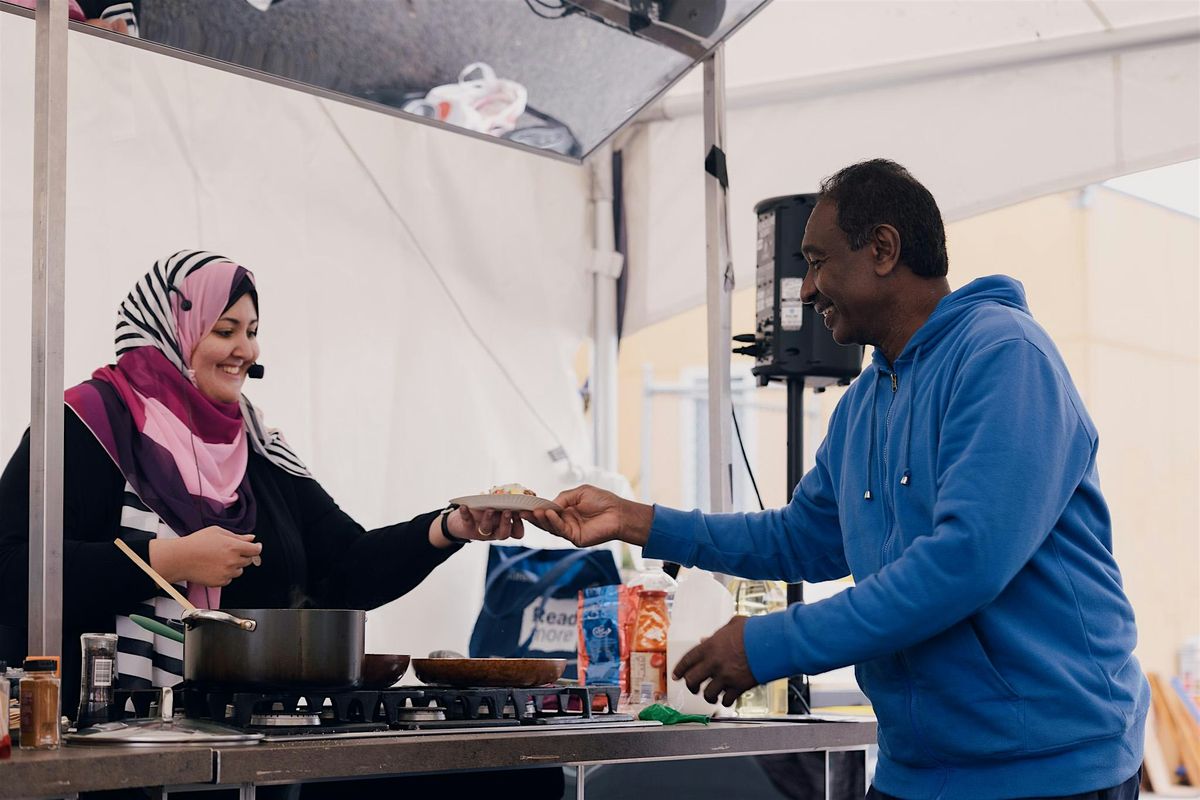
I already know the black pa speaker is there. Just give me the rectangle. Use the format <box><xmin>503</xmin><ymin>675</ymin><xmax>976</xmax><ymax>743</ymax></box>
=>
<box><xmin>739</xmin><ymin>194</ymin><xmax>864</xmax><ymax>388</ymax></box>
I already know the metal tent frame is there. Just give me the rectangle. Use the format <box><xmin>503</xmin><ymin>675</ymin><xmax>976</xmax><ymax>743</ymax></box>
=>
<box><xmin>21</xmin><ymin>0</ymin><xmax>740</xmax><ymax>657</ymax></box>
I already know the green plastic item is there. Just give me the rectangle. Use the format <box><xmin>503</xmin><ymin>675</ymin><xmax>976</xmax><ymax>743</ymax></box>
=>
<box><xmin>130</xmin><ymin>613</ymin><xmax>185</xmax><ymax>644</ymax></box>
<box><xmin>637</xmin><ymin>703</ymin><xmax>710</xmax><ymax>725</ymax></box>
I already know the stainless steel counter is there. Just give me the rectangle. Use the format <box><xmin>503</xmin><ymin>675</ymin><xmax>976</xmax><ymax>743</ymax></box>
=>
<box><xmin>0</xmin><ymin>718</ymin><xmax>876</xmax><ymax>798</ymax></box>
<box><xmin>213</xmin><ymin>718</ymin><xmax>876</xmax><ymax>786</ymax></box>
<box><xmin>0</xmin><ymin>744</ymin><xmax>214</xmax><ymax>799</ymax></box>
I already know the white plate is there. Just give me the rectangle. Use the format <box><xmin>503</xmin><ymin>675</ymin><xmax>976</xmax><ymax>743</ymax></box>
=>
<box><xmin>449</xmin><ymin>494</ymin><xmax>562</xmax><ymax>513</ymax></box>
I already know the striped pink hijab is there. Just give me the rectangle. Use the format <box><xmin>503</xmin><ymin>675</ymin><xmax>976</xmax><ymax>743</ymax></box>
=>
<box><xmin>66</xmin><ymin>251</ymin><xmax>309</xmax><ymax>608</ymax></box>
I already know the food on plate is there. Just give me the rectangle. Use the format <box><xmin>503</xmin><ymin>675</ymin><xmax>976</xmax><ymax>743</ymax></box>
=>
<box><xmin>488</xmin><ymin>483</ymin><xmax>537</xmax><ymax>496</ymax></box>
<box><xmin>448</xmin><ymin>483</ymin><xmax>560</xmax><ymax>513</ymax></box>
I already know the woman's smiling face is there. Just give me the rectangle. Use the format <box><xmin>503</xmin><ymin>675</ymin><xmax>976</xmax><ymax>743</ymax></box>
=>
<box><xmin>190</xmin><ymin>293</ymin><xmax>259</xmax><ymax>404</ymax></box>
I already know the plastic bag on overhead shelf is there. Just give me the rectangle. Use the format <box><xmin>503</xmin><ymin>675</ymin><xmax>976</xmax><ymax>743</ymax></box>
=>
<box><xmin>403</xmin><ymin>63</ymin><xmax>528</xmax><ymax>136</ymax></box>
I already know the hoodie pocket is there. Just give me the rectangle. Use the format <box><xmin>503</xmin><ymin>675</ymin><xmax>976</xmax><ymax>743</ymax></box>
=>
<box><xmin>906</xmin><ymin>620</ymin><xmax>1026</xmax><ymax>763</ymax></box>
<box><xmin>856</xmin><ymin>655</ymin><xmax>937</xmax><ymax>767</ymax></box>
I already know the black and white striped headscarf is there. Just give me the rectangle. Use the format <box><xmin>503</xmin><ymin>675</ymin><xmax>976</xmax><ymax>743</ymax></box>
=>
<box><xmin>112</xmin><ymin>249</ymin><xmax>310</xmax><ymax>477</ymax></box>
<box><xmin>70</xmin><ymin>250</ymin><xmax>310</xmax><ymax>688</ymax></box>
<box><xmin>94</xmin><ymin>1</ymin><xmax>139</xmax><ymax>37</ymax></box>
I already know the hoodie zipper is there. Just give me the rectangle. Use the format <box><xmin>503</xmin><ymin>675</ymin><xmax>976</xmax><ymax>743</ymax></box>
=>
<box><xmin>880</xmin><ymin>369</ymin><xmax>900</xmax><ymax>562</ymax></box>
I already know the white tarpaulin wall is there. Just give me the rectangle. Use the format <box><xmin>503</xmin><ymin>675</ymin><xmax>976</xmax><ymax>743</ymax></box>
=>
<box><xmin>621</xmin><ymin>0</ymin><xmax>1200</xmax><ymax>332</ymax></box>
<box><xmin>0</xmin><ymin>14</ymin><xmax>595</xmax><ymax>659</ymax></box>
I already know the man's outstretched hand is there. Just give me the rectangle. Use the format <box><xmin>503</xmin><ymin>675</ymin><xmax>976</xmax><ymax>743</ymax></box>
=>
<box><xmin>523</xmin><ymin>484</ymin><xmax>654</xmax><ymax>548</ymax></box>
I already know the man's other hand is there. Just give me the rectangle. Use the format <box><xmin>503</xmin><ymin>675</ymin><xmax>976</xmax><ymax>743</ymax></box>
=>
<box><xmin>673</xmin><ymin>615</ymin><xmax>758</xmax><ymax>707</ymax></box>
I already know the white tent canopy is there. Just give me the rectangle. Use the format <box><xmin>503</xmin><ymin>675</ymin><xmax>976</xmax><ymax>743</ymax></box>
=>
<box><xmin>621</xmin><ymin>0</ymin><xmax>1200</xmax><ymax>332</ymax></box>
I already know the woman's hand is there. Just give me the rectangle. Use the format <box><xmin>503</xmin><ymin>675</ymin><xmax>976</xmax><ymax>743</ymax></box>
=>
<box><xmin>149</xmin><ymin>526</ymin><xmax>263</xmax><ymax>587</ymax></box>
<box><xmin>430</xmin><ymin>506</ymin><xmax>525</xmax><ymax>548</ymax></box>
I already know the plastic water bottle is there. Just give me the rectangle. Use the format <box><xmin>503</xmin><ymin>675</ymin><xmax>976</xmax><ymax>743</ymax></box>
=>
<box><xmin>665</xmin><ymin>568</ymin><xmax>735</xmax><ymax>716</ymax></box>
<box><xmin>628</xmin><ymin>558</ymin><xmax>678</xmax><ymax>606</ymax></box>
<box><xmin>728</xmin><ymin>579</ymin><xmax>788</xmax><ymax>716</ymax></box>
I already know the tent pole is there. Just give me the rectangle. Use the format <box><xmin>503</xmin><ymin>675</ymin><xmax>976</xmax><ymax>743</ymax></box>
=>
<box><xmin>702</xmin><ymin>45</ymin><xmax>733</xmax><ymax>514</ymax></box>
<box><xmin>28</xmin><ymin>0</ymin><xmax>69</xmax><ymax>657</ymax></box>
<box><xmin>589</xmin><ymin>146</ymin><xmax>621</xmax><ymax>473</ymax></box>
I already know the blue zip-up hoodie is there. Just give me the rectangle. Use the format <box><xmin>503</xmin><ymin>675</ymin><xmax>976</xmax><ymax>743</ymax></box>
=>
<box><xmin>646</xmin><ymin>276</ymin><xmax>1148</xmax><ymax>799</ymax></box>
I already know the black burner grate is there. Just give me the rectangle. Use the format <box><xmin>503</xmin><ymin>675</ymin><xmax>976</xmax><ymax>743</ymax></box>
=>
<box><xmin>172</xmin><ymin>683</ymin><xmax>628</xmax><ymax>733</ymax></box>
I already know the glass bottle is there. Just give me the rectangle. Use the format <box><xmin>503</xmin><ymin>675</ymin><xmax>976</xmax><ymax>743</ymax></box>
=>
<box><xmin>728</xmin><ymin>579</ymin><xmax>789</xmax><ymax>716</ymax></box>
<box><xmin>19</xmin><ymin>656</ymin><xmax>61</xmax><ymax>750</ymax></box>
<box><xmin>77</xmin><ymin>633</ymin><xmax>119</xmax><ymax>728</ymax></box>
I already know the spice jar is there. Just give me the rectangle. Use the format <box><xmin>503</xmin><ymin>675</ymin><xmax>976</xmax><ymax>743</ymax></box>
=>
<box><xmin>76</xmin><ymin>633</ymin><xmax>119</xmax><ymax>728</ymax></box>
<box><xmin>19</xmin><ymin>656</ymin><xmax>61</xmax><ymax>750</ymax></box>
<box><xmin>0</xmin><ymin>660</ymin><xmax>10</xmax><ymax>759</ymax></box>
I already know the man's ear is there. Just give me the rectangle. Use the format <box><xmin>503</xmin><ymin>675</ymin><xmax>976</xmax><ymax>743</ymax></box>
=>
<box><xmin>871</xmin><ymin>224</ymin><xmax>901</xmax><ymax>276</ymax></box>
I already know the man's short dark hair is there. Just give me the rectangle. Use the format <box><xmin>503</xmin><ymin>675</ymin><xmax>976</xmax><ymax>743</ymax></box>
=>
<box><xmin>818</xmin><ymin>159</ymin><xmax>949</xmax><ymax>278</ymax></box>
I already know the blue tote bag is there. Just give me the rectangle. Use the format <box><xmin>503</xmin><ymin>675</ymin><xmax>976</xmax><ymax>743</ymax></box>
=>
<box><xmin>468</xmin><ymin>544</ymin><xmax>620</xmax><ymax>680</ymax></box>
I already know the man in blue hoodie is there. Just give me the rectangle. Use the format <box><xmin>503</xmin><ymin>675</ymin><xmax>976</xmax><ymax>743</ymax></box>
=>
<box><xmin>529</xmin><ymin>160</ymin><xmax>1148</xmax><ymax>799</ymax></box>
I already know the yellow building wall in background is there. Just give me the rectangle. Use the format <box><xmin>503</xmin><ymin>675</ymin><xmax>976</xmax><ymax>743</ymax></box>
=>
<box><xmin>602</xmin><ymin>188</ymin><xmax>1199</xmax><ymax>678</ymax></box>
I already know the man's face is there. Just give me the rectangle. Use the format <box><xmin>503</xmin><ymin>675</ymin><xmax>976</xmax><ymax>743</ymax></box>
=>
<box><xmin>800</xmin><ymin>200</ymin><xmax>882</xmax><ymax>346</ymax></box>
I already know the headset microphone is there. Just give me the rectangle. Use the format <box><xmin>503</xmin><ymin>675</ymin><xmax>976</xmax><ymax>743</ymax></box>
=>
<box><xmin>247</xmin><ymin>364</ymin><xmax>265</xmax><ymax>379</ymax></box>
<box><xmin>167</xmin><ymin>284</ymin><xmax>193</xmax><ymax>311</ymax></box>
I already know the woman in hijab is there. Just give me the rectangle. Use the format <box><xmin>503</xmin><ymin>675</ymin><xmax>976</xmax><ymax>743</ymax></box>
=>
<box><xmin>0</xmin><ymin>250</ymin><xmax>518</xmax><ymax>704</ymax></box>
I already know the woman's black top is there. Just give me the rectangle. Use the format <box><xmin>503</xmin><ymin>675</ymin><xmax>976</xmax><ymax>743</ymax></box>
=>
<box><xmin>0</xmin><ymin>409</ymin><xmax>456</xmax><ymax>710</ymax></box>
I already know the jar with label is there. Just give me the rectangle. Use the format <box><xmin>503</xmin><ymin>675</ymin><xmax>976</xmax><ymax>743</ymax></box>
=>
<box><xmin>0</xmin><ymin>660</ymin><xmax>10</xmax><ymax>759</ymax></box>
<box><xmin>19</xmin><ymin>656</ymin><xmax>61</xmax><ymax>750</ymax></box>
<box><xmin>76</xmin><ymin>633</ymin><xmax>119</xmax><ymax>728</ymax></box>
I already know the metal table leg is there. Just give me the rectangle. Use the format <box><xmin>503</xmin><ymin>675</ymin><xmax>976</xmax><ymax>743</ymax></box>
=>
<box><xmin>576</xmin><ymin>765</ymin><xmax>586</xmax><ymax>800</ymax></box>
<box><xmin>239</xmin><ymin>783</ymin><xmax>256</xmax><ymax>800</ymax></box>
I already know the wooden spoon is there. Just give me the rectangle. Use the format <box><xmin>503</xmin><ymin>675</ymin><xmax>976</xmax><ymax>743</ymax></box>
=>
<box><xmin>114</xmin><ymin>538</ymin><xmax>196</xmax><ymax>612</ymax></box>
<box><xmin>113</xmin><ymin>538</ymin><xmax>255</xmax><ymax>631</ymax></box>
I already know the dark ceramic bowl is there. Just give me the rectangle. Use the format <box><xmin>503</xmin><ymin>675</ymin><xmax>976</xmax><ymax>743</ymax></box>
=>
<box><xmin>361</xmin><ymin>653</ymin><xmax>411</xmax><ymax>689</ymax></box>
<box><xmin>411</xmin><ymin>657</ymin><xmax>567</xmax><ymax>688</ymax></box>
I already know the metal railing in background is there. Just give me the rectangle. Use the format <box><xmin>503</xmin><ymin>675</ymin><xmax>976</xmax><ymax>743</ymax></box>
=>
<box><xmin>639</xmin><ymin>365</ymin><xmax>823</xmax><ymax>513</ymax></box>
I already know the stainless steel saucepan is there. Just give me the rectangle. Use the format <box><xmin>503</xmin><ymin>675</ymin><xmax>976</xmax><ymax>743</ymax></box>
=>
<box><xmin>131</xmin><ymin>608</ymin><xmax>367</xmax><ymax>688</ymax></box>
<box><xmin>116</xmin><ymin>539</ymin><xmax>365</xmax><ymax>688</ymax></box>
<box><xmin>183</xmin><ymin>607</ymin><xmax>365</xmax><ymax>688</ymax></box>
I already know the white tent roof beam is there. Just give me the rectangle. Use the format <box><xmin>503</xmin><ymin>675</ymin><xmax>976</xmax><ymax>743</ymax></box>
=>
<box><xmin>648</xmin><ymin>16</ymin><xmax>1200</xmax><ymax>121</ymax></box>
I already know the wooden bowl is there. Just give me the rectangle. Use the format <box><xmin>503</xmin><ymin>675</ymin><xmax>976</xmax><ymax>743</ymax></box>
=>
<box><xmin>361</xmin><ymin>653</ymin><xmax>411</xmax><ymax>689</ymax></box>
<box><xmin>411</xmin><ymin>657</ymin><xmax>567</xmax><ymax>688</ymax></box>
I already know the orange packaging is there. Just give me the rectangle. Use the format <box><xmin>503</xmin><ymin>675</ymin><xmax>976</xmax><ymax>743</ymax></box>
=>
<box><xmin>629</xmin><ymin>590</ymin><xmax>670</xmax><ymax>705</ymax></box>
<box><xmin>632</xmin><ymin>590</ymin><xmax>669</xmax><ymax>652</ymax></box>
<box><xmin>618</xmin><ymin>587</ymin><xmax>644</xmax><ymax>699</ymax></box>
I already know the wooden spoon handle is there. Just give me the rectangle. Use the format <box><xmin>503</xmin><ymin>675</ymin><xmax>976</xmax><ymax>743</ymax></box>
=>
<box><xmin>114</xmin><ymin>538</ymin><xmax>197</xmax><ymax>613</ymax></box>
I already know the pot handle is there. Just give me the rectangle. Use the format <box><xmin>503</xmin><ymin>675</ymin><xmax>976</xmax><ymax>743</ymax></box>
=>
<box><xmin>182</xmin><ymin>608</ymin><xmax>257</xmax><ymax>631</ymax></box>
<box><xmin>160</xmin><ymin>686</ymin><xmax>174</xmax><ymax>721</ymax></box>
<box><xmin>129</xmin><ymin>614</ymin><xmax>186</xmax><ymax>644</ymax></box>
